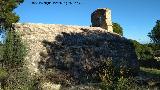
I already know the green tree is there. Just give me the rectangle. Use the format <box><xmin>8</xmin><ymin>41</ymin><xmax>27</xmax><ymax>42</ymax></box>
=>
<box><xmin>113</xmin><ymin>22</ymin><xmax>123</xmax><ymax>36</ymax></box>
<box><xmin>130</xmin><ymin>39</ymin><xmax>153</xmax><ymax>60</ymax></box>
<box><xmin>3</xmin><ymin>31</ymin><xmax>27</xmax><ymax>68</ymax></box>
<box><xmin>0</xmin><ymin>1</ymin><xmax>34</xmax><ymax>89</ymax></box>
<box><xmin>148</xmin><ymin>20</ymin><xmax>160</xmax><ymax>44</ymax></box>
<box><xmin>0</xmin><ymin>0</ymin><xmax>24</xmax><ymax>29</ymax></box>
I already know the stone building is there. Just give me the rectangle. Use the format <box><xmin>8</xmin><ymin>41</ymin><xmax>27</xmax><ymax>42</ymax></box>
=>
<box><xmin>91</xmin><ymin>8</ymin><xmax>113</xmax><ymax>32</ymax></box>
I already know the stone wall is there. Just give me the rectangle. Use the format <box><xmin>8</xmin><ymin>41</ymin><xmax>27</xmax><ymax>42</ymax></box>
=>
<box><xmin>13</xmin><ymin>23</ymin><xmax>112</xmax><ymax>75</ymax></box>
<box><xmin>13</xmin><ymin>23</ymin><xmax>139</xmax><ymax>89</ymax></box>
<box><xmin>13</xmin><ymin>23</ymin><xmax>139</xmax><ymax>76</ymax></box>
<box><xmin>91</xmin><ymin>8</ymin><xmax>113</xmax><ymax>32</ymax></box>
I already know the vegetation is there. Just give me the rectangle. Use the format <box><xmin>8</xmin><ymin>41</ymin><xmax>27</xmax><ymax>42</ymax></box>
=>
<box><xmin>0</xmin><ymin>0</ymin><xmax>24</xmax><ymax>29</ymax></box>
<box><xmin>113</xmin><ymin>22</ymin><xmax>123</xmax><ymax>36</ymax></box>
<box><xmin>3</xmin><ymin>31</ymin><xmax>27</xmax><ymax>68</ymax></box>
<box><xmin>0</xmin><ymin>30</ymin><xmax>36</xmax><ymax>89</ymax></box>
<box><xmin>1</xmin><ymin>0</ymin><xmax>160</xmax><ymax>89</ymax></box>
<box><xmin>148</xmin><ymin>20</ymin><xmax>160</xmax><ymax>44</ymax></box>
<box><xmin>130</xmin><ymin>39</ymin><xmax>154</xmax><ymax>61</ymax></box>
<box><xmin>0</xmin><ymin>1</ymin><xmax>38</xmax><ymax>89</ymax></box>
<box><xmin>140</xmin><ymin>67</ymin><xmax>160</xmax><ymax>77</ymax></box>
<box><xmin>0</xmin><ymin>44</ymin><xmax>4</xmax><ymax>62</ymax></box>
<box><xmin>98</xmin><ymin>59</ymin><xmax>137</xmax><ymax>90</ymax></box>
<box><xmin>98</xmin><ymin>20</ymin><xmax>160</xmax><ymax>89</ymax></box>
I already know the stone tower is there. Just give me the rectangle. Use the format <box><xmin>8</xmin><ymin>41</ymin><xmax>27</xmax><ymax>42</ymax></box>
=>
<box><xmin>91</xmin><ymin>8</ymin><xmax>113</xmax><ymax>32</ymax></box>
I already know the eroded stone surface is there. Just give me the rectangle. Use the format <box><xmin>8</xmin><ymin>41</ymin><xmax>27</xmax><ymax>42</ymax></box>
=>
<box><xmin>14</xmin><ymin>23</ymin><xmax>116</xmax><ymax>75</ymax></box>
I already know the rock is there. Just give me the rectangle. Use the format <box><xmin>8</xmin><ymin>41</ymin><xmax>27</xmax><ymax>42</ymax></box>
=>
<box><xmin>40</xmin><ymin>82</ymin><xmax>61</xmax><ymax>90</ymax></box>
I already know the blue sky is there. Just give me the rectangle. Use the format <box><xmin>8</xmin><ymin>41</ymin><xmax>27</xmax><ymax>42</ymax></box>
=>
<box><xmin>1</xmin><ymin>0</ymin><xmax>160</xmax><ymax>43</ymax></box>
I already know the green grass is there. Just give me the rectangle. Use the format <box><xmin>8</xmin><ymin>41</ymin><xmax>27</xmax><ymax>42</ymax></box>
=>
<box><xmin>140</xmin><ymin>67</ymin><xmax>160</xmax><ymax>77</ymax></box>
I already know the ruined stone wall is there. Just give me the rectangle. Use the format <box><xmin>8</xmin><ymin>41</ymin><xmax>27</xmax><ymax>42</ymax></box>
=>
<box><xmin>14</xmin><ymin>23</ymin><xmax>138</xmax><ymax>77</ymax></box>
<box><xmin>91</xmin><ymin>8</ymin><xmax>113</xmax><ymax>32</ymax></box>
<box><xmin>14</xmin><ymin>23</ymin><xmax>111</xmax><ymax>75</ymax></box>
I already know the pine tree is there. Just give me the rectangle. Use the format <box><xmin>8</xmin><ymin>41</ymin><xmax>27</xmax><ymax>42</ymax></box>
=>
<box><xmin>0</xmin><ymin>0</ymin><xmax>24</xmax><ymax>29</ymax></box>
<box><xmin>148</xmin><ymin>20</ymin><xmax>160</xmax><ymax>44</ymax></box>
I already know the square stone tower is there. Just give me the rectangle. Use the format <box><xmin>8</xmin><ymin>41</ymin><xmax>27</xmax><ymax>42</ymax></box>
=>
<box><xmin>91</xmin><ymin>8</ymin><xmax>113</xmax><ymax>32</ymax></box>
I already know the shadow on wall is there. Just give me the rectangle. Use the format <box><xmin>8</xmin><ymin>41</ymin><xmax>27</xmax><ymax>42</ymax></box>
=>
<box><xmin>38</xmin><ymin>28</ymin><xmax>139</xmax><ymax>86</ymax></box>
<box><xmin>139</xmin><ymin>59</ymin><xmax>160</xmax><ymax>69</ymax></box>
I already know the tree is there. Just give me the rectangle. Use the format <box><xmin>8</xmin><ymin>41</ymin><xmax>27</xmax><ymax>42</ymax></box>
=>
<box><xmin>0</xmin><ymin>0</ymin><xmax>24</xmax><ymax>29</ymax></box>
<box><xmin>113</xmin><ymin>22</ymin><xmax>123</xmax><ymax>36</ymax></box>
<box><xmin>129</xmin><ymin>39</ymin><xmax>154</xmax><ymax>60</ymax></box>
<box><xmin>148</xmin><ymin>20</ymin><xmax>160</xmax><ymax>44</ymax></box>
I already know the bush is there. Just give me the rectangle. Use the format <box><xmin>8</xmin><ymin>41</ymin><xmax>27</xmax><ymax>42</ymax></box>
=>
<box><xmin>3</xmin><ymin>30</ymin><xmax>27</xmax><ymax>68</ymax></box>
<box><xmin>4</xmin><ymin>68</ymin><xmax>36</xmax><ymax>90</ymax></box>
<box><xmin>97</xmin><ymin>58</ymin><xmax>115</xmax><ymax>84</ymax></box>
<box><xmin>130</xmin><ymin>39</ymin><xmax>154</xmax><ymax>61</ymax></box>
<box><xmin>113</xmin><ymin>22</ymin><xmax>123</xmax><ymax>36</ymax></box>
<box><xmin>0</xmin><ymin>68</ymin><xmax>8</xmax><ymax>81</ymax></box>
<box><xmin>98</xmin><ymin>58</ymin><xmax>138</xmax><ymax>90</ymax></box>
<box><xmin>1</xmin><ymin>30</ymin><xmax>36</xmax><ymax>89</ymax></box>
<box><xmin>100</xmin><ymin>77</ymin><xmax>149</xmax><ymax>90</ymax></box>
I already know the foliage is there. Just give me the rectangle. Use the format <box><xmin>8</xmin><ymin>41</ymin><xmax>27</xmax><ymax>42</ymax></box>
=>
<box><xmin>113</xmin><ymin>22</ymin><xmax>123</xmax><ymax>36</ymax></box>
<box><xmin>0</xmin><ymin>30</ymin><xmax>36</xmax><ymax>89</ymax></box>
<box><xmin>4</xmin><ymin>68</ymin><xmax>36</xmax><ymax>90</ymax></box>
<box><xmin>100</xmin><ymin>77</ymin><xmax>139</xmax><ymax>90</ymax></box>
<box><xmin>0</xmin><ymin>68</ymin><xmax>8</xmax><ymax>81</ymax></box>
<box><xmin>98</xmin><ymin>58</ymin><xmax>138</xmax><ymax>90</ymax></box>
<box><xmin>148</xmin><ymin>20</ymin><xmax>160</xmax><ymax>44</ymax></box>
<box><xmin>0</xmin><ymin>44</ymin><xmax>4</xmax><ymax>62</ymax></box>
<box><xmin>3</xmin><ymin>30</ymin><xmax>27</xmax><ymax>68</ymax></box>
<box><xmin>130</xmin><ymin>39</ymin><xmax>154</xmax><ymax>60</ymax></box>
<box><xmin>98</xmin><ymin>58</ymin><xmax>115</xmax><ymax>84</ymax></box>
<box><xmin>147</xmin><ymin>43</ymin><xmax>160</xmax><ymax>52</ymax></box>
<box><xmin>140</xmin><ymin>67</ymin><xmax>160</xmax><ymax>77</ymax></box>
<box><xmin>129</xmin><ymin>40</ymin><xmax>160</xmax><ymax>69</ymax></box>
<box><xmin>0</xmin><ymin>0</ymin><xmax>24</xmax><ymax>29</ymax></box>
<box><xmin>116</xmin><ymin>78</ymin><xmax>131</xmax><ymax>90</ymax></box>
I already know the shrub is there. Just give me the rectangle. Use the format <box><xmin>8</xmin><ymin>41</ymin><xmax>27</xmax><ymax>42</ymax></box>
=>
<box><xmin>1</xmin><ymin>30</ymin><xmax>36</xmax><ymax>89</ymax></box>
<box><xmin>4</xmin><ymin>68</ymin><xmax>36</xmax><ymax>90</ymax></box>
<box><xmin>98</xmin><ymin>58</ymin><xmax>114</xmax><ymax>82</ymax></box>
<box><xmin>100</xmin><ymin>77</ymin><xmax>146</xmax><ymax>90</ymax></box>
<box><xmin>0</xmin><ymin>68</ymin><xmax>8</xmax><ymax>83</ymax></box>
<box><xmin>113</xmin><ymin>22</ymin><xmax>123</xmax><ymax>36</ymax></box>
<box><xmin>130</xmin><ymin>39</ymin><xmax>154</xmax><ymax>61</ymax></box>
<box><xmin>98</xmin><ymin>58</ymin><xmax>136</xmax><ymax>90</ymax></box>
<box><xmin>3</xmin><ymin>30</ymin><xmax>27</xmax><ymax>68</ymax></box>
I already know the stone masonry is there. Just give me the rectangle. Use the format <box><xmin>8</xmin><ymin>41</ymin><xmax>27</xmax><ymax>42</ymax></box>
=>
<box><xmin>14</xmin><ymin>23</ymin><xmax>113</xmax><ymax>75</ymax></box>
<box><xmin>13</xmin><ymin>23</ymin><xmax>139</xmax><ymax>76</ymax></box>
<box><xmin>13</xmin><ymin>23</ymin><xmax>139</xmax><ymax>90</ymax></box>
<box><xmin>91</xmin><ymin>8</ymin><xmax>113</xmax><ymax>32</ymax></box>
